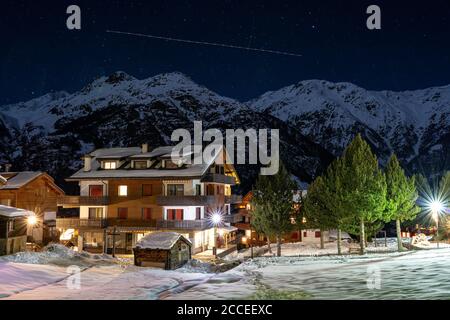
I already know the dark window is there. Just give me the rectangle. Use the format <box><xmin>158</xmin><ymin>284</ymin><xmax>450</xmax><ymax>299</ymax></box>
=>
<box><xmin>89</xmin><ymin>208</ymin><xmax>103</xmax><ymax>219</ymax></box>
<box><xmin>142</xmin><ymin>208</ymin><xmax>152</xmax><ymax>220</ymax></box>
<box><xmin>142</xmin><ymin>184</ymin><xmax>153</xmax><ymax>196</ymax></box>
<box><xmin>303</xmin><ymin>231</ymin><xmax>307</xmax><ymax>238</ymax></box>
<box><xmin>215</xmin><ymin>166</ymin><xmax>220</xmax><ymax>174</ymax></box>
<box><xmin>134</xmin><ymin>161</ymin><xmax>147</xmax><ymax>169</ymax></box>
<box><xmin>206</xmin><ymin>185</ymin><xmax>214</xmax><ymax>195</ymax></box>
<box><xmin>89</xmin><ymin>185</ymin><xmax>103</xmax><ymax>197</ymax></box>
<box><xmin>164</xmin><ymin>160</ymin><xmax>178</xmax><ymax>169</ymax></box>
<box><xmin>315</xmin><ymin>231</ymin><xmax>321</xmax><ymax>238</ymax></box>
<box><xmin>167</xmin><ymin>184</ymin><xmax>184</xmax><ymax>196</ymax></box>
<box><xmin>118</xmin><ymin>208</ymin><xmax>128</xmax><ymax>219</ymax></box>
<box><xmin>196</xmin><ymin>207</ymin><xmax>201</xmax><ymax>220</ymax></box>
<box><xmin>195</xmin><ymin>184</ymin><xmax>201</xmax><ymax>195</ymax></box>
<box><xmin>220</xmin><ymin>167</ymin><xmax>224</xmax><ymax>174</ymax></box>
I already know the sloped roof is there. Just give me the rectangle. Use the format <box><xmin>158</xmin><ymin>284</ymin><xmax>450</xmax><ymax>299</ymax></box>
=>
<box><xmin>134</xmin><ymin>232</ymin><xmax>191</xmax><ymax>250</ymax></box>
<box><xmin>0</xmin><ymin>171</ymin><xmax>43</xmax><ymax>190</ymax></box>
<box><xmin>68</xmin><ymin>145</ymin><xmax>225</xmax><ymax>180</ymax></box>
<box><xmin>0</xmin><ymin>205</ymin><xmax>34</xmax><ymax>218</ymax></box>
<box><xmin>0</xmin><ymin>175</ymin><xmax>6</xmax><ymax>185</ymax></box>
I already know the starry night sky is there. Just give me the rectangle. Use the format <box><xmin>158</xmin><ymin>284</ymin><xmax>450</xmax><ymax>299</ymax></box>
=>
<box><xmin>1</xmin><ymin>0</ymin><xmax>450</xmax><ymax>105</ymax></box>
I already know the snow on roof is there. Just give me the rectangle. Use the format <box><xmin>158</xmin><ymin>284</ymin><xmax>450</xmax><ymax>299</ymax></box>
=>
<box><xmin>0</xmin><ymin>175</ymin><xmax>6</xmax><ymax>184</ymax></box>
<box><xmin>0</xmin><ymin>205</ymin><xmax>34</xmax><ymax>218</ymax></box>
<box><xmin>134</xmin><ymin>232</ymin><xmax>191</xmax><ymax>250</ymax></box>
<box><xmin>0</xmin><ymin>171</ymin><xmax>43</xmax><ymax>190</ymax></box>
<box><xmin>69</xmin><ymin>145</ymin><xmax>223</xmax><ymax>180</ymax></box>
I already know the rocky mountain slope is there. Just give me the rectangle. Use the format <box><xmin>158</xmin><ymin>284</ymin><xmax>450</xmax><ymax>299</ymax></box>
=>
<box><xmin>0</xmin><ymin>72</ymin><xmax>332</xmax><ymax>193</ymax></box>
<box><xmin>247</xmin><ymin>80</ymin><xmax>450</xmax><ymax>177</ymax></box>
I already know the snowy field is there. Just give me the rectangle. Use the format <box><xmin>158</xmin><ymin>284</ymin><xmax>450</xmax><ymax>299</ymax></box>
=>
<box><xmin>1</xmin><ymin>244</ymin><xmax>450</xmax><ymax>300</ymax></box>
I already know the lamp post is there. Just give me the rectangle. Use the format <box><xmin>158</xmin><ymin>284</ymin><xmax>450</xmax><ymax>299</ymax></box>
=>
<box><xmin>430</xmin><ymin>201</ymin><xmax>443</xmax><ymax>249</ymax></box>
<box><xmin>27</xmin><ymin>215</ymin><xmax>37</xmax><ymax>246</ymax></box>
<box><xmin>211</xmin><ymin>212</ymin><xmax>222</xmax><ymax>258</ymax></box>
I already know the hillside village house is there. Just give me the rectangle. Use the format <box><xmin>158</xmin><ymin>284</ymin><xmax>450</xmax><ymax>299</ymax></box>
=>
<box><xmin>57</xmin><ymin>144</ymin><xmax>242</xmax><ymax>256</ymax></box>
<box><xmin>0</xmin><ymin>171</ymin><xmax>65</xmax><ymax>244</ymax></box>
<box><xmin>0</xmin><ymin>205</ymin><xmax>35</xmax><ymax>255</ymax></box>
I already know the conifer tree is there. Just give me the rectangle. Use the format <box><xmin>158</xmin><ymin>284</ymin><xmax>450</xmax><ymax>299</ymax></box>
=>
<box><xmin>385</xmin><ymin>154</ymin><xmax>420</xmax><ymax>251</ymax></box>
<box><xmin>339</xmin><ymin>134</ymin><xmax>387</xmax><ymax>254</ymax></box>
<box><xmin>251</xmin><ymin>163</ymin><xmax>296</xmax><ymax>256</ymax></box>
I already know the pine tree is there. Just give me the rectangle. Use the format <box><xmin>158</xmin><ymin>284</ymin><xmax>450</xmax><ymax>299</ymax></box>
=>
<box><xmin>385</xmin><ymin>154</ymin><xmax>420</xmax><ymax>251</ymax></box>
<box><xmin>251</xmin><ymin>163</ymin><xmax>296</xmax><ymax>256</ymax></box>
<box><xmin>339</xmin><ymin>134</ymin><xmax>387</xmax><ymax>254</ymax></box>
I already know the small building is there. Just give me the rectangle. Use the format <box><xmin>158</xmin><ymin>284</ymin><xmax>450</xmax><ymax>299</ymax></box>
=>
<box><xmin>0</xmin><ymin>205</ymin><xmax>35</xmax><ymax>256</ymax></box>
<box><xmin>133</xmin><ymin>232</ymin><xmax>192</xmax><ymax>270</ymax></box>
<box><xmin>0</xmin><ymin>171</ymin><xmax>65</xmax><ymax>244</ymax></box>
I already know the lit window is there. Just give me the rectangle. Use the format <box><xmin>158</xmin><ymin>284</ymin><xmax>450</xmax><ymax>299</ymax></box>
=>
<box><xmin>118</xmin><ymin>185</ymin><xmax>128</xmax><ymax>196</ymax></box>
<box><xmin>104</xmin><ymin>161</ymin><xmax>117</xmax><ymax>170</ymax></box>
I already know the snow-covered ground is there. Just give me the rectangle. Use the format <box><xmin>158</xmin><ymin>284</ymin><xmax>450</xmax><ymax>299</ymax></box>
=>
<box><xmin>2</xmin><ymin>244</ymin><xmax>450</xmax><ymax>300</ymax></box>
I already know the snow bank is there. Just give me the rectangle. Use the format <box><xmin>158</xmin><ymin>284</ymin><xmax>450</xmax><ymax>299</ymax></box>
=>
<box><xmin>0</xmin><ymin>244</ymin><xmax>118</xmax><ymax>267</ymax></box>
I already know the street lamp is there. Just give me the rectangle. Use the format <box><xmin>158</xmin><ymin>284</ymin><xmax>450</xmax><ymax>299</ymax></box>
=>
<box><xmin>27</xmin><ymin>215</ymin><xmax>38</xmax><ymax>245</ymax></box>
<box><xmin>209</xmin><ymin>210</ymin><xmax>223</xmax><ymax>257</ymax></box>
<box><xmin>429</xmin><ymin>200</ymin><xmax>443</xmax><ymax>248</ymax></box>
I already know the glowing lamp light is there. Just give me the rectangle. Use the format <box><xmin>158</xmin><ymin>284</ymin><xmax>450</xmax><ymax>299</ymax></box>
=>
<box><xmin>430</xmin><ymin>201</ymin><xmax>443</xmax><ymax>214</ymax></box>
<box><xmin>211</xmin><ymin>213</ymin><xmax>222</xmax><ymax>226</ymax></box>
<box><xmin>27</xmin><ymin>215</ymin><xmax>37</xmax><ymax>226</ymax></box>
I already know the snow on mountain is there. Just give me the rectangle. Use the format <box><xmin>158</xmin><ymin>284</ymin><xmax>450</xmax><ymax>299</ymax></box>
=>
<box><xmin>0</xmin><ymin>71</ymin><xmax>331</xmax><ymax>192</ymax></box>
<box><xmin>1</xmin><ymin>72</ymin><xmax>448</xmax><ymax>190</ymax></box>
<box><xmin>247</xmin><ymin>80</ymin><xmax>450</xmax><ymax>173</ymax></box>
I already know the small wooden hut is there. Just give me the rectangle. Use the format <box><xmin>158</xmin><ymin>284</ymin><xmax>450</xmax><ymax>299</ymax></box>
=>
<box><xmin>0</xmin><ymin>205</ymin><xmax>34</xmax><ymax>255</ymax></box>
<box><xmin>133</xmin><ymin>232</ymin><xmax>192</xmax><ymax>270</ymax></box>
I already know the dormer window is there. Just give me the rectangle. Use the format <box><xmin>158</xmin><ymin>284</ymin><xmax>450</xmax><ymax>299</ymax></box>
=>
<box><xmin>103</xmin><ymin>161</ymin><xmax>117</xmax><ymax>170</ymax></box>
<box><xmin>134</xmin><ymin>161</ymin><xmax>147</xmax><ymax>169</ymax></box>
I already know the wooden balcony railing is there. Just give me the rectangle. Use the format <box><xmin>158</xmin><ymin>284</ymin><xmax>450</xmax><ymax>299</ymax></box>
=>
<box><xmin>57</xmin><ymin>196</ymin><xmax>110</xmax><ymax>206</ymax></box>
<box><xmin>56</xmin><ymin>218</ymin><xmax>107</xmax><ymax>229</ymax></box>
<box><xmin>56</xmin><ymin>218</ymin><xmax>210</xmax><ymax>230</ymax></box>
<box><xmin>156</xmin><ymin>195</ymin><xmax>224</xmax><ymax>206</ymax></box>
<box><xmin>225</xmin><ymin>195</ymin><xmax>243</xmax><ymax>204</ymax></box>
<box><xmin>156</xmin><ymin>219</ymin><xmax>210</xmax><ymax>230</ymax></box>
<box><xmin>201</xmin><ymin>173</ymin><xmax>237</xmax><ymax>185</ymax></box>
<box><xmin>223</xmin><ymin>213</ymin><xmax>243</xmax><ymax>224</ymax></box>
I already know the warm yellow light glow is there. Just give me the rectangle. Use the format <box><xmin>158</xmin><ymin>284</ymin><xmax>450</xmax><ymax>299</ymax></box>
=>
<box><xmin>118</xmin><ymin>185</ymin><xmax>128</xmax><ymax>196</ymax></box>
<box><xmin>241</xmin><ymin>236</ymin><xmax>247</xmax><ymax>243</ymax></box>
<box><xmin>27</xmin><ymin>215</ymin><xmax>37</xmax><ymax>226</ymax></box>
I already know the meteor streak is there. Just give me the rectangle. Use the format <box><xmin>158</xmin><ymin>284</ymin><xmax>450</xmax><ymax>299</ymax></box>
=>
<box><xmin>106</xmin><ymin>30</ymin><xmax>302</xmax><ymax>57</ymax></box>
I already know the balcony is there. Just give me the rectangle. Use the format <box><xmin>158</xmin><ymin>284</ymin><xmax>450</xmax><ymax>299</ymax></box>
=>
<box><xmin>156</xmin><ymin>195</ymin><xmax>225</xmax><ymax>206</ymax></box>
<box><xmin>56</xmin><ymin>218</ymin><xmax>210</xmax><ymax>231</ymax></box>
<box><xmin>57</xmin><ymin>196</ymin><xmax>110</xmax><ymax>207</ymax></box>
<box><xmin>225</xmin><ymin>195</ymin><xmax>242</xmax><ymax>204</ymax></box>
<box><xmin>156</xmin><ymin>219</ymin><xmax>210</xmax><ymax>230</ymax></box>
<box><xmin>223</xmin><ymin>213</ymin><xmax>243</xmax><ymax>224</ymax></box>
<box><xmin>56</xmin><ymin>218</ymin><xmax>107</xmax><ymax>229</ymax></box>
<box><xmin>201</xmin><ymin>173</ymin><xmax>237</xmax><ymax>185</ymax></box>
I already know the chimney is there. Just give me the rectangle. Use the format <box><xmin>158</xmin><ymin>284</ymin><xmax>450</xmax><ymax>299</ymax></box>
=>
<box><xmin>83</xmin><ymin>155</ymin><xmax>92</xmax><ymax>172</ymax></box>
<box><xmin>142</xmin><ymin>143</ymin><xmax>149</xmax><ymax>153</ymax></box>
<box><xmin>4</xmin><ymin>164</ymin><xmax>12</xmax><ymax>172</ymax></box>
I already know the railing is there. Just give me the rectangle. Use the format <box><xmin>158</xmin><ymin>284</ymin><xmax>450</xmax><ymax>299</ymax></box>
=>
<box><xmin>156</xmin><ymin>219</ymin><xmax>210</xmax><ymax>230</ymax></box>
<box><xmin>223</xmin><ymin>213</ymin><xmax>243</xmax><ymax>224</ymax></box>
<box><xmin>56</xmin><ymin>218</ymin><xmax>107</xmax><ymax>229</ymax></box>
<box><xmin>234</xmin><ymin>222</ymin><xmax>251</xmax><ymax>230</ymax></box>
<box><xmin>56</xmin><ymin>218</ymin><xmax>210</xmax><ymax>230</ymax></box>
<box><xmin>156</xmin><ymin>195</ymin><xmax>224</xmax><ymax>206</ymax></box>
<box><xmin>201</xmin><ymin>173</ymin><xmax>237</xmax><ymax>185</ymax></box>
<box><xmin>57</xmin><ymin>196</ymin><xmax>110</xmax><ymax>206</ymax></box>
<box><xmin>107</xmin><ymin>219</ymin><xmax>157</xmax><ymax>228</ymax></box>
<box><xmin>225</xmin><ymin>195</ymin><xmax>243</xmax><ymax>204</ymax></box>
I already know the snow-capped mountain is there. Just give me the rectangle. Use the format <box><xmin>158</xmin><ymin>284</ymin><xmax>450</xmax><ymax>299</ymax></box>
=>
<box><xmin>0</xmin><ymin>72</ymin><xmax>331</xmax><ymax>192</ymax></box>
<box><xmin>247</xmin><ymin>80</ymin><xmax>450</xmax><ymax>176</ymax></box>
<box><xmin>0</xmin><ymin>72</ymin><xmax>448</xmax><ymax>191</ymax></box>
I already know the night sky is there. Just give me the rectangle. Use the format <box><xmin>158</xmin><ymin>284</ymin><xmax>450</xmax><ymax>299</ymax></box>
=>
<box><xmin>1</xmin><ymin>0</ymin><xmax>450</xmax><ymax>105</ymax></box>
